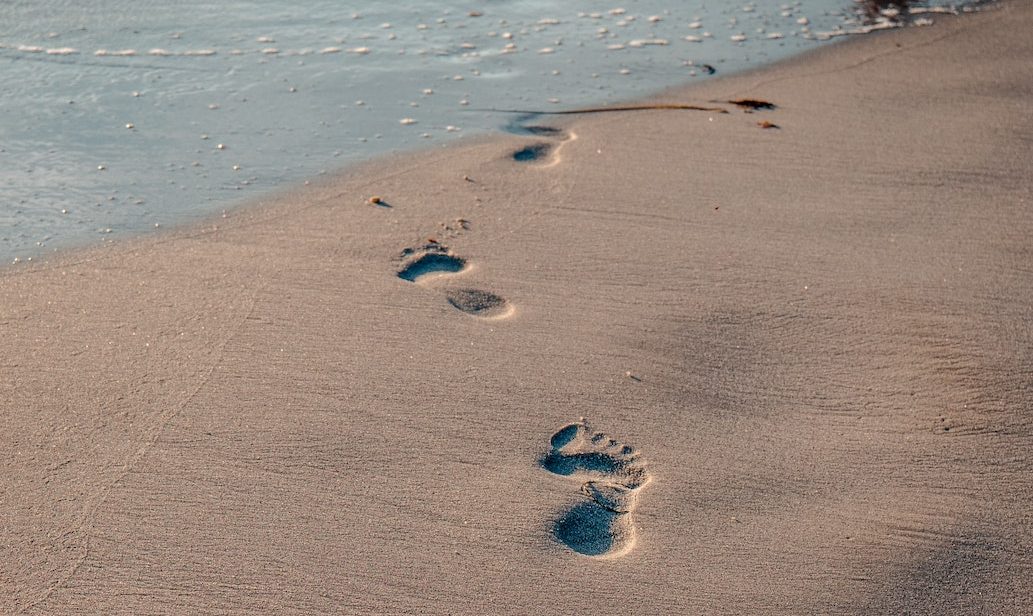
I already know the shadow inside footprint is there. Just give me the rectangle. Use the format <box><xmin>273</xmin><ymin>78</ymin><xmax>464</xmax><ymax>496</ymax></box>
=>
<box><xmin>550</xmin><ymin>423</ymin><xmax>581</xmax><ymax>449</ymax></box>
<box><xmin>398</xmin><ymin>253</ymin><xmax>466</xmax><ymax>282</ymax></box>
<box><xmin>445</xmin><ymin>288</ymin><xmax>510</xmax><ymax>318</ymax></box>
<box><xmin>542</xmin><ymin>451</ymin><xmax>625</xmax><ymax>476</ymax></box>
<box><xmin>513</xmin><ymin>143</ymin><xmax>552</xmax><ymax>162</ymax></box>
<box><xmin>503</xmin><ymin>113</ymin><xmax>566</xmax><ymax>138</ymax></box>
<box><xmin>554</xmin><ymin>502</ymin><xmax>626</xmax><ymax>557</ymax></box>
<box><xmin>522</xmin><ymin>125</ymin><xmax>566</xmax><ymax>137</ymax></box>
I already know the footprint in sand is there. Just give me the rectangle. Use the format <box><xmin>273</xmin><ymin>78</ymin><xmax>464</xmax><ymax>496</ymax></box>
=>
<box><xmin>512</xmin><ymin>143</ymin><xmax>554</xmax><ymax>163</ymax></box>
<box><xmin>505</xmin><ymin>119</ymin><xmax>575</xmax><ymax>166</ymax></box>
<box><xmin>444</xmin><ymin>288</ymin><xmax>511</xmax><ymax>319</ymax></box>
<box><xmin>397</xmin><ymin>246</ymin><xmax>467</xmax><ymax>282</ymax></box>
<box><xmin>541</xmin><ymin>420</ymin><xmax>650</xmax><ymax>557</ymax></box>
<box><xmin>397</xmin><ymin>244</ymin><xmax>512</xmax><ymax>319</ymax></box>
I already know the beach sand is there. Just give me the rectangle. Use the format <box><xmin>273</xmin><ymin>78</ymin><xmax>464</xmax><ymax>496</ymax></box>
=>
<box><xmin>3</xmin><ymin>2</ymin><xmax>1032</xmax><ymax>613</ymax></box>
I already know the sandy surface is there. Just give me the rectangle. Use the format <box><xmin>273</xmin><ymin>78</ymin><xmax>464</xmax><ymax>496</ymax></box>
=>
<box><xmin>3</xmin><ymin>3</ymin><xmax>1032</xmax><ymax>614</ymax></box>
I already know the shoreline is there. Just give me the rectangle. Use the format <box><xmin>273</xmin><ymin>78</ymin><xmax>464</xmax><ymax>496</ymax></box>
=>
<box><xmin>4</xmin><ymin>2</ymin><xmax>1032</xmax><ymax>614</ymax></box>
<box><xmin>1</xmin><ymin>3</ymin><xmax>1000</xmax><ymax>271</ymax></box>
<box><xmin>3</xmin><ymin>0</ymin><xmax>914</xmax><ymax>266</ymax></box>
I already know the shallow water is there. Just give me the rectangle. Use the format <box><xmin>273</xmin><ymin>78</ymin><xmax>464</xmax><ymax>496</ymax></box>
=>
<box><xmin>0</xmin><ymin>0</ymin><xmax>985</xmax><ymax>262</ymax></box>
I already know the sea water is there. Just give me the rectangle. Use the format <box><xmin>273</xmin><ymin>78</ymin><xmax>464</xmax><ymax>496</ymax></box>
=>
<box><xmin>0</xmin><ymin>0</ymin><xmax>987</xmax><ymax>263</ymax></box>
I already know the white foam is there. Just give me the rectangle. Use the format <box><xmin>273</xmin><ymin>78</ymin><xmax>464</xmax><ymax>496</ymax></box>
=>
<box><xmin>628</xmin><ymin>38</ymin><xmax>669</xmax><ymax>47</ymax></box>
<box><xmin>95</xmin><ymin>49</ymin><xmax>137</xmax><ymax>56</ymax></box>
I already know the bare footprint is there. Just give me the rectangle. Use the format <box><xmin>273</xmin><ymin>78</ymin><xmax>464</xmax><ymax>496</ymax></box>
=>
<box><xmin>509</xmin><ymin>132</ymin><xmax>576</xmax><ymax>167</ymax></box>
<box><xmin>397</xmin><ymin>245</ymin><xmax>513</xmax><ymax>319</ymax></box>
<box><xmin>397</xmin><ymin>245</ymin><xmax>467</xmax><ymax>283</ymax></box>
<box><xmin>444</xmin><ymin>288</ymin><xmax>513</xmax><ymax>319</ymax></box>
<box><xmin>512</xmin><ymin>143</ymin><xmax>554</xmax><ymax>163</ymax></box>
<box><xmin>541</xmin><ymin>420</ymin><xmax>650</xmax><ymax>557</ymax></box>
<box><xmin>504</xmin><ymin>118</ymin><xmax>575</xmax><ymax>167</ymax></box>
<box><xmin>503</xmin><ymin>113</ymin><xmax>572</xmax><ymax>140</ymax></box>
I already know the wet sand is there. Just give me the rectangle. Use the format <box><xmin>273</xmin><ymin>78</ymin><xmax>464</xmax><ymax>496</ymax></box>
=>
<box><xmin>3</xmin><ymin>2</ymin><xmax>1032</xmax><ymax>614</ymax></box>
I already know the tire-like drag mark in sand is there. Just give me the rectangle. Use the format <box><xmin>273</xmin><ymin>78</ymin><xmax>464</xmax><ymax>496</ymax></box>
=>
<box><xmin>541</xmin><ymin>421</ymin><xmax>650</xmax><ymax>557</ymax></box>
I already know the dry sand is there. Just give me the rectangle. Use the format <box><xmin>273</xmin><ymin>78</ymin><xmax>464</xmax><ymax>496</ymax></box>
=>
<box><xmin>3</xmin><ymin>2</ymin><xmax>1032</xmax><ymax>614</ymax></box>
